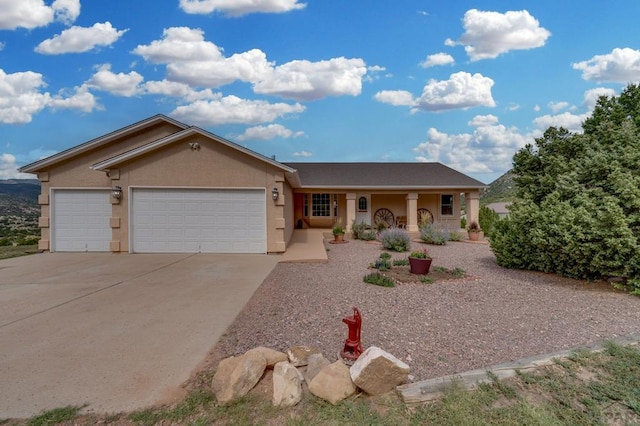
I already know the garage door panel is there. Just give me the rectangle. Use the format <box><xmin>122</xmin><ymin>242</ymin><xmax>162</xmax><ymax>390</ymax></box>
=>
<box><xmin>53</xmin><ymin>190</ymin><xmax>111</xmax><ymax>252</ymax></box>
<box><xmin>132</xmin><ymin>188</ymin><xmax>266</xmax><ymax>253</ymax></box>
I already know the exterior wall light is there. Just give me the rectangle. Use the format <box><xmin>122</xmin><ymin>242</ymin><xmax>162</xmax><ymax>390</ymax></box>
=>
<box><xmin>272</xmin><ymin>187</ymin><xmax>279</xmax><ymax>201</ymax></box>
<box><xmin>112</xmin><ymin>186</ymin><xmax>123</xmax><ymax>200</ymax></box>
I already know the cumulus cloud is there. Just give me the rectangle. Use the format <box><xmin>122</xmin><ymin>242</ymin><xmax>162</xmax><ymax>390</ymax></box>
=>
<box><xmin>0</xmin><ymin>153</ymin><xmax>33</xmax><ymax>179</ymax></box>
<box><xmin>413</xmin><ymin>121</ymin><xmax>531</xmax><ymax>175</ymax></box>
<box><xmin>416</xmin><ymin>72</ymin><xmax>495</xmax><ymax>111</ymax></box>
<box><xmin>448</xmin><ymin>9</ymin><xmax>550</xmax><ymax>61</ymax></box>
<box><xmin>179</xmin><ymin>0</ymin><xmax>306</xmax><ymax>16</ymax></box>
<box><xmin>0</xmin><ymin>0</ymin><xmax>80</xmax><ymax>30</ymax></box>
<box><xmin>170</xmin><ymin>94</ymin><xmax>305</xmax><ymax>126</ymax></box>
<box><xmin>253</xmin><ymin>57</ymin><xmax>367</xmax><ymax>101</ymax></box>
<box><xmin>143</xmin><ymin>80</ymin><xmax>218</xmax><ymax>102</ymax></box>
<box><xmin>468</xmin><ymin>114</ymin><xmax>498</xmax><ymax>127</ymax></box>
<box><xmin>375</xmin><ymin>72</ymin><xmax>495</xmax><ymax>112</ymax></box>
<box><xmin>85</xmin><ymin>64</ymin><xmax>143</xmax><ymax>97</ymax></box>
<box><xmin>547</xmin><ymin>101</ymin><xmax>570</xmax><ymax>113</ymax></box>
<box><xmin>533</xmin><ymin>111</ymin><xmax>587</xmax><ymax>133</ymax></box>
<box><xmin>419</xmin><ymin>52</ymin><xmax>454</xmax><ymax>68</ymax></box>
<box><xmin>292</xmin><ymin>150</ymin><xmax>312</xmax><ymax>157</ymax></box>
<box><xmin>0</xmin><ymin>68</ymin><xmax>98</xmax><ymax>124</ymax></box>
<box><xmin>572</xmin><ymin>48</ymin><xmax>640</xmax><ymax>83</ymax></box>
<box><xmin>35</xmin><ymin>22</ymin><xmax>128</xmax><ymax>55</ymax></box>
<box><xmin>133</xmin><ymin>27</ymin><xmax>367</xmax><ymax>101</ymax></box>
<box><xmin>236</xmin><ymin>124</ymin><xmax>303</xmax><ymax>141</ymax></box>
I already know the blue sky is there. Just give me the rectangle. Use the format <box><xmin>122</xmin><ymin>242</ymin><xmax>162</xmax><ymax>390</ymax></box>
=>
<box><xmin>2</xmin><ymin>0</ymin><xmax>639</xmax><ymax>183</ymax></box>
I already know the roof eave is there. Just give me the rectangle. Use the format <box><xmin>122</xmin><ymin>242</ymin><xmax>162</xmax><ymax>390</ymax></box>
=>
<box><xmin>19</xmin><ymin>114</ymin><xmax>188</xmax><ymax>173</ymax></box>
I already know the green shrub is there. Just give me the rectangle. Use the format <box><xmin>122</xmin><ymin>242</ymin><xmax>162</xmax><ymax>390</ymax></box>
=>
<box><xmin>379</xmin><ymin>252</ymin><xmax>392</xmax><ymax>260</ymax></box>
<box><xmin>460</xmin><ymin>217</ymin><xmax>467</xmax><ymax>229</ymax></box>
<box><xmin>419</xmin><ymin>275</ymin><xmax>433</xmax><ymax>284</ymax></box>
<box><xmin>363</xmin><ymin>272</ymin><xmax>395</xmax><ymax>287</ymax></box>
<box><xmin>361</xmin><ymin>230</ymin><xmax>377</xmax><ymax>240</ymax></box>
<box><xmin>351</xmin><ymin>220</ymin><xmax>368</xmax><ymax>239</ymax></box>
<box><xmin>448</xmin><ymin>230</ymin><xmax>462</xmax><ymax>241</ymax></box>
<box><xmin>378</xmin><ymin>228</ymin><xmax>411</xmax><ymax>252</ymax></box>
<box><xmin>479</xmin><ymin>206</ymin><xmax>500</xmax><ymax>238</ymax></box>
<box><xmin>393</xmin><ymin>258</ymin><xmax>409</xmax><ymax>266</ymax></box>
<box><xmin>373</xmin><ymin>259</ymin><xmax>391</xmax><ymax>271</ymax></box>
<box><xmin>420</xmin><ymin>224</ymin><xmax>449</xmax><ymax>245</ymax></box>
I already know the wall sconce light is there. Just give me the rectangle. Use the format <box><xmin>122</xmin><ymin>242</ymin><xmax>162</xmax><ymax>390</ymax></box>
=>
<box><xmin>112</xmin><ymin>186</ymin><xmax>123</xmax><ymax>200</ymax></box>
<box><xmin>271</xmin><ymin>187</ymin><xmax>279</xmax><ymax>201</ymax></box>
<box><xmin>189</xmin><ymin>142</ymin><xmax>200</xmax><ymax>151</ymax></box>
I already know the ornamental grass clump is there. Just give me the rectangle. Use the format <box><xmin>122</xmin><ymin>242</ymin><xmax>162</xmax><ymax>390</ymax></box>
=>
<box><xmin>378</xmin><ymin>228</ymin><xmax>411</xmax><ymax>252</ymax></box>
<box><xmin>420</xmin><ymin>224</ymin><xmax>450</xmax><ymax>245</ymax></box>
<box><xmin>363</xmin><ymin>272</ymin><xmax>395</xmax><ymax>287</ymax></box>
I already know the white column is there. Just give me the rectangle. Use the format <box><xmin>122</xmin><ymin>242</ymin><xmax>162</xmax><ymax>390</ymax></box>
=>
<box><xmin>406</xmin><ymin>193</ymin><xmax>418</xmax><ymax>232</ymax></box>
<box><xmin>346</xmin><ymin>193</ymin><xmax>356</xmax><ymax>233</ymax></box>
<box><xmin>466</xmin><ymin>191</ymin><xmax>480</xmax><ymax>225</ymax></box>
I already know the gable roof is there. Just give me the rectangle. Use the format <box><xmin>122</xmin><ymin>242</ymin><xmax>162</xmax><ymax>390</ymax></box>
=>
<box><xmin>19</xmin><ymin>114</ymin><xmax>188</xmax><ymax>173</ymax></box>
<box><xmin>284</xmin><ymin>162</ymin><xmax>486</xmax><ymax>189</ymax></box>
<box><xmin>92</xmin><ymin>126</ymin><xmax>296</xmax><ymax>173</ymax></box>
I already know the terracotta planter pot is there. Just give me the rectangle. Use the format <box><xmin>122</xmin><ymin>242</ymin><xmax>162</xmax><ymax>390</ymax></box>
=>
<box><xmin>334</xmin><ymin>234</ymin><xmax>344</xmax><ymax>242</ymax></box>
<box><xmin>468</xmin><ymin>231</ymin><xmax>480</xmax><ymax>241</ymax></box>
<box><xmin>409</xmin><ymin>257</ymin><xmax>432</xmax><ymax>275</ymax></box>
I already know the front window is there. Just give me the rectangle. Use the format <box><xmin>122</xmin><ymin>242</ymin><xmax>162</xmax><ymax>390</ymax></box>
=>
<box><xmin>358</xmin><ymin>196</ymin><xmax>368</xmax><ymax>211</ymax></box>
<box><xmin>303</xmin><ymin>194</ymin><xmax>309</xmax><ymax>217</ymax></box>
<box><xmin>312</xmin><ymin>193</ymin><xmax>331</xmax><ymax>217</ymax></box>
<box><xmin>441</xmin><ymin>194</ymin><xmax>454</xmax><ymax>216</ymax></box>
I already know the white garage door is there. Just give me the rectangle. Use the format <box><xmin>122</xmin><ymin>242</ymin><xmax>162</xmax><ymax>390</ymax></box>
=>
<box><xmin>52</xmin><ymin>190</ymin><xmax>111</xmax><ymax>252</ymax></box>
<box><xmin>132</xmin><ymin>188</ymin><xmax>266</xmax><ymax>253</ymax></box>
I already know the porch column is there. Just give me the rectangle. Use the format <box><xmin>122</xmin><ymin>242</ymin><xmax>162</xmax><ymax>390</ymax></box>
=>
<box><xmin>346</xmin><ymin>193</ymin><xmax>356</xmax><ymax>233</ymax></box>
<box><xmin>466</xmin><ymin>190</ymin><xmax>480</xmax><ymax>225</ymax></box>
<box><xmin>406</xmin><ymin>193</ymin><xmax>419</xmax><ymax>233</ymax></box>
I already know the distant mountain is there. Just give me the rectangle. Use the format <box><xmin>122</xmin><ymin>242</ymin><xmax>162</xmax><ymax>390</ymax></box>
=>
<box><xmin>481</xmin><ymin>170</ymin><xmax>516</xmax><ymax>205</ymax></box>
<box><xmin>0</xmin><ymin>179</ymin><xmax>40</xmax><ymax>242</ymax></box>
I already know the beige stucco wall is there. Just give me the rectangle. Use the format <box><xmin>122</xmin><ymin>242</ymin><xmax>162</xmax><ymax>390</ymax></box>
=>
<box><xmin>34</xmin><ymin>121</ymin><xmax>184</xmax><ymax>251</ymax></box>
<box><xmin>283</xmin><ymin>181</ymin><xmax>295</xmax><ymax>245</ymax></box>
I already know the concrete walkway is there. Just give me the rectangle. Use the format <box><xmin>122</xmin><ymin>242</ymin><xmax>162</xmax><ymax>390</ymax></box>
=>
<box><xmin>0</xmin><ymin>253</ymin><xmax>278</xmax><ymax>418</ymax></box>
<box><xmin>279</xmin><ymin>229</ymin><xmax>329</xmax><ymax>263</ymax></box>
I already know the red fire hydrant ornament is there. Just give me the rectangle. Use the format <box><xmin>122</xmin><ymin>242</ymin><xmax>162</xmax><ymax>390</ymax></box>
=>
<box><xmin>340</xmin><ymin>307</ymin><xmax>363</xmax><ymax>360</ymax></box>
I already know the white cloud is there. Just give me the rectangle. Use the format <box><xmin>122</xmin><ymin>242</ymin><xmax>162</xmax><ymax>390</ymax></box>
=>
<box><xmin>179</xmin><ymin>0</ymin><xmax>306</xmax><ymax>16</ymax></box>
<box><xmin>415</xmin><ymin>72</ymin><xmax>495</xmax><ymax>111</ymax></box>
<box><xmin>0</xmin><ymin>153</ymin><xmax>33</xmax><ymax>179</ymax></box>
<box><xmin>0</xmin><ymin>69</ymin><xmax>50</xmax><ymax>123</ymax></box>
<box><xmin>0</xmin><ymin>68</ymin><xmax>98</xmax><ymax>124</ymax></box>
<box><xmin>449</xmin><ymin>9</ymin><xmax>550</xmax><ymax>61</ymax></box>
<box><xmin>0</xmin><ymin>42</ymin><xmax>5</xmax><ymax>51</ymax></box>
<box><xmin>143</xmin><ymin>80</ymin><xmax>218</xmax><ymax>102</ymax></box>
<box><xmin>292</xmin><ymin>150</ymin><xmax>312</xmax><ymax>157</ymax></box>
<box><xmin>413</xmin><ymin>121</ymin><xmax>531</xmax><ymax>175</ymax></box>
<box><xmin>419</xmin><ymin>52</ymin><xmax>454</xmax><ymax>68</ymax></box>
<box><xmin>374</xmin><ymin>90</ymin><xmax>414</xmax><ymax>106</ymax></box>
<box><xmin>35</xmin><ymin>22</ymin><xmax>128</xmax><ymax>55</ymax></box>
<box><xmin>572</xmin><ymin>48</ymin><xmax>640</xmax><ymax>83</ymax></box>
<box><xmin>533</xmin><ymin>111</ymin><xmax>587</xmax><ymax>133</ymax></box>
<box><xmin>468</xmin><ymin>114</ymin><xmax>498</xmax><ymax>127</ymax></box>
<box><xmin>547</xmin><ymin>101</ymin><xmax>569</xmax><ymax>113</ymax></box>
<box><xmin>85</xmin><ymin>64</ymin><xmax>143</xmax><ymax>97</ymax></box>
<box><xmin>0</xmin><ymin>0</ymin><xmax>80</xmax><ymax>30</ymax></box>
<box><xmin>170</xmin><ymin>94</ymin><xmax>305</xmax><ymax>126</ymax></box>
<box><xmin>253</xmin><ymin>57</ymin><xmax>367</xmax><ymax>101</ymax></box>
<box><xmin>236</xmin><ymin>124</ymin><xmax>303</xmax><ymax>141</ymax></box>
<box><xmin>583</xmin><ymin>87</ymin><xmax>616</xmax><ymax>110</ymax></box>
<box><xmin>533</xmin><ymin>104</ymin><xmax>541</xmax><ymax>112</ymax></box>
<box><xmin>134</xmin><ymin>27</ymin><xmax>367</xmax><ymax>101</ymax></box>
<box><xmin>375</xmin><ymin>72</ymin><xmax>495</xmax><ymax>112</ymax></box>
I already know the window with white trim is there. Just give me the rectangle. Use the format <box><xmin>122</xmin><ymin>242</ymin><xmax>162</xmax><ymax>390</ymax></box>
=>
<box><xmin>441</xmin><ymin>194</ymin><xmax>454</xmax><ymax>216</ymax></box>
<box><xmin>312</xmin><ymin>193</ymin><xmax>331</xmax><ymax>217</ymax></box>
<box><xmin>358</xmin><ymin>196</ymin><xmax>368</xmax><ymax>211</ymax></box>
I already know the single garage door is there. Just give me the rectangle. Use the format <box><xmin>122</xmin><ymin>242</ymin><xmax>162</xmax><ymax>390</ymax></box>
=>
<box><xmin>132</xmin><ymin>188</ymin><xmax>266</xmax><ymax>253</ymax></box>
<box><xmin>52</xmin><ymin>189</ymin><xmax>111</xmax><ymax>252</ymax></box>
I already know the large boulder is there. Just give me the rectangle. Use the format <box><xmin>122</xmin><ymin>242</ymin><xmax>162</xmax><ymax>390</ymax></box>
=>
<box><xmin>304</xmin><ymin>353</ymin><xmax>331</xmax><ymax>384</ymax></box>
<box><xmin>350</xmin><ymin>346</ymin><xmax>410</xmax><ymax>395</ymax></box>
<box><xmin>272</xmin><ymin>361</ymin><xmax>304</xmax><ymax>407</ymax></box>
<box><xmin>287</xmin><ymin>345</ymin><xmax>322</xmax><ymax>367</ymax></box>
<box><xmin>212</xmin><ymin>350</ymin><xmax>268</xmax><ymax>405</ymax></box>
<box><xmin>308</xmin><ymin>360</ymin><xmax>356</xmax><ymax>404</ymax></box>
<box><xmin>246</xmin><ymin>347</ymin><xmax>288</xmax><ymax>368</ymax></box>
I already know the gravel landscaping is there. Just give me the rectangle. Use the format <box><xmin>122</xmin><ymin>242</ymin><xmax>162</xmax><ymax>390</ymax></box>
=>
<box><xmin>201</xmin><ymin>238</ymin><xmax>640</xmax><ymax>383</ymax></box>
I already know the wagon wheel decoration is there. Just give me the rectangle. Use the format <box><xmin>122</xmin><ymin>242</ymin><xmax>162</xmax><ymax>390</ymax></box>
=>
<box><xmin>373</xmin><ymin>208</ymin><xmax>395</xmax><ymax>228</ymax></box>
<box><xmin>417</xmin><ymin>208</ymin><xmax>434</xmax><ymax>225</ymax></box>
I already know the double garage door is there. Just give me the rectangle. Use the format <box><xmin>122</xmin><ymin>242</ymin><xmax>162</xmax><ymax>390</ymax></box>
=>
<box><xmin>51</xmin><ymin>188</ymin><xmax>266</xmax><ymax>253</ymax></box>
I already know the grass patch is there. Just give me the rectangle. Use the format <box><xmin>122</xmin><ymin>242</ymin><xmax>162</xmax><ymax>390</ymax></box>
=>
<box><xmin>27</xmin><ymin>405</ymin><xmax>85</xmax><ymax>426</ymax></box>
<box><xmin>0</xmin><ymin>245</ymin><xmax>38</xmax><ymax>260</ymax></box>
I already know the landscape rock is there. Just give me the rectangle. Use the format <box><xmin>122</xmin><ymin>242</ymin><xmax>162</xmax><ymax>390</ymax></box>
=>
<box><xmin>304</xmin><ymin>353</ymin><xmax>331</xmax><ymax>384</ymax></box>
<box><xmin>212</xmin><ymin>351</ymin><xmax>268</xmax><ymax>405</ymax></box>
<box><xmin>287</xmin><ymin>345</ymin><xmax>322</xmax><ymax>367</ymax></box>
<box><xmin>350</xmin><ymin>346</ymin><xmax>410</xmax><ymax>395</ymax></box>
<box><xmin>246</xmin><ymin>346</ymin><xmax>288</xmax><ymax>368</ymax></box>
<box><xmin>272</xmin><ymin>361</ymin><xmax>304</xmax><ymax>407</ymax></box>
<box><xmin>308</xmin><ymin>360</ymin><xmax>356</xmax><ymax>404</ymax></box>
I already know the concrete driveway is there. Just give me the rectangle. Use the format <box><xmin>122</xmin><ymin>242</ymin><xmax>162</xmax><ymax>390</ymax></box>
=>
<box><xmin>0</xmin><ymin>252</ymin><xmax>278</xmax><ymax>419</ymax></box>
